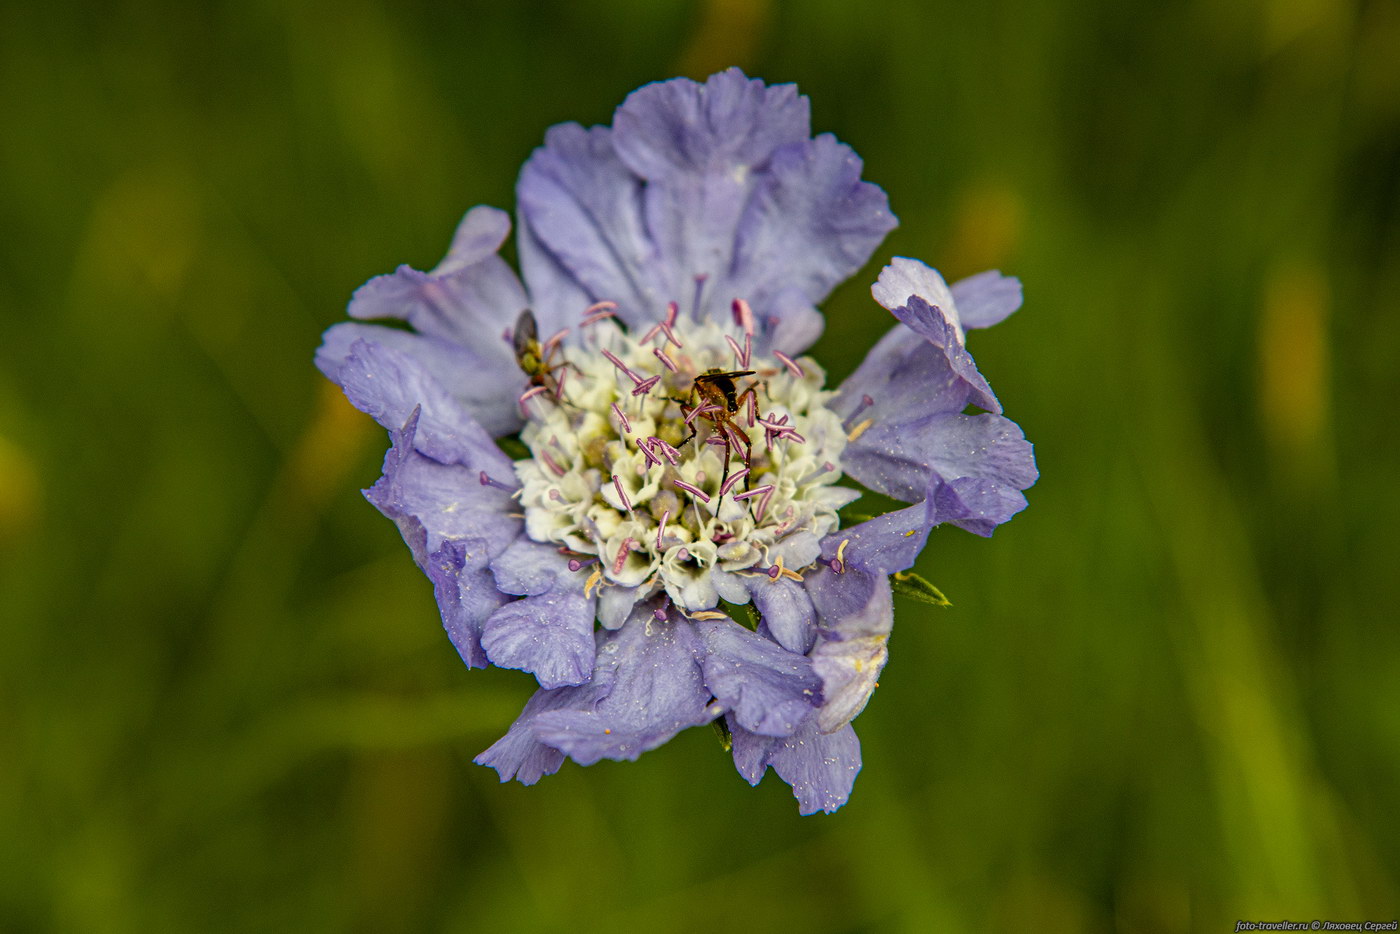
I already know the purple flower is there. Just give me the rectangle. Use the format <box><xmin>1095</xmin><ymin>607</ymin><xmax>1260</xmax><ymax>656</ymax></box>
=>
<box><xmin>316</xmin><ymin>69</ymin><xmax>1037</xmax><ymax>814</ymax></box>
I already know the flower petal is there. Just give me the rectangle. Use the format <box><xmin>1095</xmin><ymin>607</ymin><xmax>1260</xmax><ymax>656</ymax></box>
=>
<box><xmin>516</xmin><ymin>122</ymin><xmax>662</xmax><ymax>329</ymax></box>
<box><xmin>363</xmin><ymin>407</ymin><xmax>518</xmax><ymax>557</ymax></box>
<box><xmin>951</xmin><ymin>269</ymin><xmax>1022</xmax><ymax>330</ymax></box>
<box><xmin>612</xmin><ymin>70</ymin><xmax>809</xmax><ymax>324</ymax></box>
<box><xmin>818</xmin><ymin>499</ymin><xmax>933</xmax><ymax>577</ymax></box>
<box><xmin>481</xmin><ymin>584</ymin><xmax>597</xmax><ymax>690</ymax></box>
<box><xmin>529</xmin><ymin>604</ymin><xmax>718</xmax><ymax>764</ymax></box>
<box><xmin>426</xmin><ymin>537</ymin><xmax>510</xmax><ymax>669</ymax></box>
<box><xmin>748</xmin><ymin>577</ymin><xmax>817</xmax><ymax>654</ymax></box>
<box><xmin>728</xmin><ymin>717</ymin><xmax>862</xmax><ymax>815</ymax></box>
<box><xmin>475</xmin><ymin>685</ymin><xmax>586</xmax><ymax>785</ymax></box>
<box><xmin>804</xmin><ymin>563</ymin><xmax>893</xmax><ymax>733</ymax></box>
<box><xmin>697</xmin><ymin>620</ymin><xmax>821</xmax><ymax>737</ymax></box>
<box><xmin>348</xmin><ymin>207</ymin><xmax>527</xmax><ymax>346</ymax></box>
<box><xmin>730</xmin><ymin>134</ymin><xmax>897</xmax><ymax>318</ymax></box>
<box><xmin>489</xmin><ymin>536</ymin><xmax>570</xmax><ymax>597</ymax></box>
<box><xmin>321</xmin><ymin>333</ymin><xmax>523</xmax><ymax>453</ymax></box>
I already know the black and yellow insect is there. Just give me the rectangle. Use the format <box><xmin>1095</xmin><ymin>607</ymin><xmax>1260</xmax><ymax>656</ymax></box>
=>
<box><xmin>512</xmin><ymin>309</ymin><xmax>567</xmax><ymax>398</ymax></box>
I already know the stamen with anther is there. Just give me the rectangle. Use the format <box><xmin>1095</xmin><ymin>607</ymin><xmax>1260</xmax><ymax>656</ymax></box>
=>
<box><xmin>671</xmin><ymin>478</ymin><xmax>710</xmax><ymax>503</ymax></box>
<box><xmin>611</xmin><ymin>402</ymin><xmax>631</xmax><ymax>434</ymax></box>
<box><xmin>656</xmin><ymin>510</ymin><xmax>670</xmax><ymax>550</ymax></box>
<box><xmin>773</xmin><ymin>350</ymin><xmax>803</xmax><ymax>377</ymax></box>
<box><xmin>611</xmin><ymin>475</ymin><xmax>632</xmax><ymax>512</ymax></box>
<box><xmin>718</xmin><ymin>467</ymin><xmax>749</xmax><ymax>497</ymax></box>
<box><xmin>653</xmin><ymin>347</ymin><xmax>678</xmax><ymax>372</ymax></box>
<box><xmin>583</xmin><ymin>300</ymin><xmax>618</xmax><ymax>315</ymax></box>
<box><xmin>724</xmin><ymin>334</ymin><xmax>744</xmax><ymax>366</ymax></box>
<box><xmin>732</xmin><ymin>298</ymin><xmax>755</xmax><ymax>336</ymax></box>
<box><xmin>612</xmin><ymin>538</ymin><xmax>635</xmax><ymax>575</ymax></box>
<box><xmin>479</xmin><ymin>471</ymin><xmax>519</xmax><ymax>492</ymax></box>
<box><xmin>842</xmin><ymin>394</ymin><xmax>875</xmax><ymax>429</ymax></box>
<box><xmin>798</xmin><ymin>462</ymin><xmax>836</xmax><ymax>485</ymax></box>
<box><xmin>539</xmin><ymin>449</ymin><xmax>566</xmax><ymax>476</ymax></box>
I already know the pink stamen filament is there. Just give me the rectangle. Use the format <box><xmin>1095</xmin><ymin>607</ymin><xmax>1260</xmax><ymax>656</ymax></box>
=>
<box><xmin>665</xmin><ymin>300</ymin><xmax>679</xmax><ymax>327</ymax></box>
<box><xmin>773</xmin><ymin>350</ymin><xmax>803</xmax><ymax>377</ymax></box>
<box><xmin>583</xmin><ymin>300</ymin><xmax>618</xmax><ymax>315</ymax></box>
<box><xmin>659</xmin><ymin>321</ymin><xmax>682</xmax><ymax>348</ymax></box>
<box><xmin>742</xmin><ymin>334</ymin><xmax>751</xmax><ymax>368</ymax></box>
<box><xmin>656</xmin><ymin>510</ymin><xmax>670</xmax><ymax>550</ymax></box>
<box><xmin>718</xmin><ymin>467</ymin><xmax>749</xmax><ymax>497</ymax></box>
<box><xmin>724</xmin><ymin>334</ymin><xmax>744</xmax><ymax>366</ymax></box>
<box><xmin>632</xmin><ymin>375</ymin><xmax>661</xmax><ymax>396</ymax></box>
<box><xmin>653</xmin><ymin>347</ymin><xmax>678</xmax><ymax>371</ymax></box>
<box><xmin>478</xmin><ymin>471</ymin><xmax>518</xmax><ymax>492</ymax></box>
<box><xmin>568</xmin><ymin>557</ymin><xmax>599</xmax><ymax>572</ymax></box>
<box><xmin>611</xmin><ymin>402</ymin><xmax>631</xmax><ymax>434</ymax></box>
<box><xmin>613</xmin><ymin>538</ymin><xmax>635</xmax><ymax>575</ymax></box>
<box><xmin>581</xmin><ymin>310</ymin><xmax>617</xmax><ymax>327</ymax></box>
<box><xmin>672</xmin><ymin>478</ymin><xmax>710</xmax><ymax>503</ymax></box>
<box><xmin>611</xmin><ymin>474</ymin><xmax>633</xmax><ymax>512</ymax></box>
<box><xmin>539</xmin><ymin>449</ymin><xmax>567</xmax><ymax>477</ymax></box>
<box><xmin>542</xmin><ymin>328</ymin><xmax>569</xmax><ymax>355</ymax></box>
<box><xmin>798</xmin><ymin>461</ymin><xmax>836</xmax><ymax>485</ymax></box>
<box><xmin>601</xmin><ymin>349</ymin><xmax>643</xmax><ymax>385</ymax></box>
<box><xmin>731</xmin><ymin>298</ymin><xmax>755</xmax><ymax>336</ymax></box>
<box><xmin>843</xmin><ymin>394</ymin><xmax>875</xmax><ymax>429</ymax></box>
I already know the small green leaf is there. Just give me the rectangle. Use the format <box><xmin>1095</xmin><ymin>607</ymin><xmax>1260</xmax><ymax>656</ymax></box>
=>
<box><xmin>718</xmin><ymin>598</ymin><xmax>758</xmax><ymax>631</ymax></box>
<box><xmin>890</xmin><ymin>571</ymin><xmax>952</xmax><ymax>607</ymax></box>
<box><xmin>711</xmin><ymin>717</ymin><xmax>733</xmax><ymax>752</ymax></box>
<box><xmin>496</xmin><ymin>435</ymin><xmax>530</xmax><ymax>460</ymax></box>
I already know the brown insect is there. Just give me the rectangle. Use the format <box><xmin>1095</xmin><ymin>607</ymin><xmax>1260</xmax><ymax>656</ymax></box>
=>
<box><xmin>512</xmin><ymin>309</ymin><xmax>568</xmax><ymax>399</ymax></box>
<box><xmin>677</xmin><ymin>368</ymin><xmax>761</xmax><ymax>498</ymax></box>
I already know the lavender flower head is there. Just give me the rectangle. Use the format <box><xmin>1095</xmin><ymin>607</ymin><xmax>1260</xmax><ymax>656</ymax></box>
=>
<box><xmin>316</xmin><ymin>69</ymin><xmax>1036</xmax><ymax>814</ymax></box>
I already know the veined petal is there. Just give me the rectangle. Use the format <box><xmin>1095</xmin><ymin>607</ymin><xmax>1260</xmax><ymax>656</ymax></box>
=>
<box><xmin>529</xmin><ymin>604</ymin><xmax>718</xmax><ymax>764</ymax></box>
<box><xmin>516</xmin><ymin>122</ymin><xmax>662</xmax><ymax>329</ymax></box>
<box><xmin>731</xmin><ymin>135</ymin><xmax>896</xmax><ymax>316</ymax></box>
<box><xmin>320</xmin><ymin>331</ymin><xmax>523</xmax><ymax>448</ymax></box>
<box><xmin>697</xmin><ymin>619</ymin><xmax>821</xmax><ymax>737</ymax></box>
<box><xmin>475</xmin><ymin>684</ymin><xmax>588</xmax><ymax>785</ymax></box>
<box><xmin>426</xmin><ymin>537</ymin><xmax>510</xmax><ymax>669</ymax></box>
<box><xmin>748</xmin><ymin>576</ymin><xmax>817</xmax><ymax>654</ymax></box>
<box><xmin>364</xmin><ymin>407</ymin><xmax>518</xmax><ymax>558</ymax></box>
<box><xmin>804</xmin><ymin>562</ymin><xmax>893</xmax><ymax>733</ymax></box>
<box><xmin>728</xmin><ymin>717</ymin><xmax>862</xmax><ymax>815</ymax></box>
<box><xmin>481</xmin><ymin>582</ymin><xmax>597</xmax><ymax>690</ymax></box>
<box><xmin>951</xmin><ymin>269</ymin><xmax>1022</xmax><ymax>330</ymax></box>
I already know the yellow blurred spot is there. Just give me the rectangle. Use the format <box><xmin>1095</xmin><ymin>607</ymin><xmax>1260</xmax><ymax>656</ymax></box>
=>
<box><xmin>0</xmin><ymin>433</ymin><xmax>41</xmax><ymax>539</ymax></box>
<box><xmin>944</xmin><ymin>180</ymin><xmax>1023</xmax><ymax>276</ymax></box>
<box><xmin>676</xmin><ymin>0</ymin><xmax>773</xmax><ymax>77</ymax></box>
<box><xmin>78</xmin><ymin>168</ymin><xmax>201</xmax><ymax>304</ymax></box>
<box><xmin>288</xmin><ymin>381</ymin><xmax>379</xmax><ymax>506</ymax></box>
<box><xmin>1257</xmin><ymin>261</ymin><xmax>1331</xmax><ymax>478</ymax></box>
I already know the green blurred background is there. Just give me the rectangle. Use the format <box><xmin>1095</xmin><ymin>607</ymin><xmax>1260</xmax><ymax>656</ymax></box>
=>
<box><xmin>3</xmin><ymin>0</ymin><xmax>1398</xmax><ymax>930</ymax></box>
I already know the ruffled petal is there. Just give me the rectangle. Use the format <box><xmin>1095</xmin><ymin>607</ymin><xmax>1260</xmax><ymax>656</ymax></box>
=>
<box><xmin>844</xmin><ymin>412</ymin><xmax>1036</xmax><ymax>532</ymax></box>
<box><xmin>818</xmin><ymin>499</ymin><xmax>933</xmax><ymax>577</ymax></box>
<box><xmin>730</xmin><ymin>134</ymin><xmax>896</xmax><ymax>318</ymax></box>
<box><xmin>804</xmin><ymin>563</ymin><xmax>893</xmax><ymax>733</ymax></box>
<box><xmin>697</xmin><ymin>619</ymin><xmax>821</xmax><ymax>737</ymax></box>
<box><xmin>321</xmin><ymin>332</ymin><xmax>523</xmax><ymax>453</ymax></box>
<box><xmin>363</xmin><ymin>407</ymin><xmax>518</xmax><ymax>557</ymax></box>
<box><xmin>951</xmin><ymin>269</ymin><xmax>1022</xmax><ymax>330</ymax></box>
<box><xmin>475</xmin><ymin>685</ymin><xmax>586</xmax><ymax>785</ymax></box>
<box><xmin>516</xmin><ymin>122</ymin><xmax>662</xmax><ymax>328</ymax></box>
<box><xmin>748</xmin><ymin>577</ymin><xmax>817</xmax><ymax>654</ymax></box>
<box><xmin>489</xmin><ymin>536</ymin><xmax>570</xmax><ymax>597</ymax></box>
<box><xmin>728</xmin><ymin>718</ymin><xmax>862</xmax><ymax>814</ymax></box>
<box><xmin>481</xmin><ymin>582</ymin><xmax>597</xmax><ymax>690</ymax></box>
<box><xmin>528</xmin><ymin>604</ymin><xmax>718</xmax><ymax>764</ymax></box>
<box><xmin>426</xmin><ymin>537</ymin><xmax>510</xmax><ymax>669</ymax></box>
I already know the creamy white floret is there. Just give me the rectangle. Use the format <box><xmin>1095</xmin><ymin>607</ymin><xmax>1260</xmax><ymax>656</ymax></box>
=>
<box><xmin>514</xmin><ymin>316</ymin><xmax>858</xmax><ymax>613</ymax></box>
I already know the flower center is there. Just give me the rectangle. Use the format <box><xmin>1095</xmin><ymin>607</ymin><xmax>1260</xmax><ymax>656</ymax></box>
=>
<box><xmin>509</xmin><ymin>300</ymin><xmax>857</xmax><ymax>613</ymax></box>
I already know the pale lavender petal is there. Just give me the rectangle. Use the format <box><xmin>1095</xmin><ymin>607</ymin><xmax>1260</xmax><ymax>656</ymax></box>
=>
<box><xmin>951</xmin><ymin>269</ymin><xmax>1022</xmax><ymax>330</ymax></box>
<box><xmin>517</xmin><ymin>210</ymin><xmax>593</xmax><ymax>338</ymax></box>
<box><xmin>730</xmin><ymin>134</ymin><xmax>896</xmax><ymax>315</ymax></box>
<box><xmin>481</xmin><ymin>586</ymin><xmax>597</xmax><ymax>689</ymax></box>
<box><xmin>475</xmin><ymin>685</ymin><xmax>584</xmax><ymax>785</ymax></box>
<box><xmin>804</xmin><ymin>563</ymin><xmax>893</xmax><ymax>734</ymax></box>
<box><xmin>612</xmin><ymin>70</ymin><xmax>812</xmax><ymax>322</ymax></box>
<box><xmin>596</xmin><ymin>583</ymin><xmax>641</xmax><ymax>630</ymax></box>
<box><xmin>516</xmin><ymin>122</ymin><xmax>662</xmax><ymax>328</ymax></box>
<box><xmin>326</xmin><ymin>335</ymin><xmax>522</xmax><ymax>456</ymax></box>
<box><xmin>870</xmin><ymin>257</ymin><xmax>958</xmax><ymax>332</ymax></box>
<box><xmin>846</xmin><ymin>412</ymin><xmax>1036</xmax><ymax>531</ymax></box>
<box><xmin>529</xmin><ymin>605</ymin><xmax>717</xmax><ymax>764</ymax></box>
<box><xmin>426</xmin><ymin>537</ymin><xmax>510</xmax><ymax>669</ymax></box>
<box><xmin>363</xmin><ymin>407</ymin><xmax>518</xmax><ymax>558</ymax></box>
<box><xmin>728</xmin><ymin>719</ymin><xmax>862</xmax><ymax>815</ymax></box>
<box><xmin>818</xmin><ymin>499</ymin><xmax>933</xmax><ymax>577</ymax></box>
<box><xmin>490</xmin><ymin>536</ymin><xmax>569</xmax><ymax>597</ymax></box>
<box><xmin>748</xmin><ymin>577</ymin><xmax>817</xmax><ymax>654</ymax></box>
<box><xmin>697</xmin><ymin>619</ymin><xmax>821</xmax><ymax>737</ymax></box>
